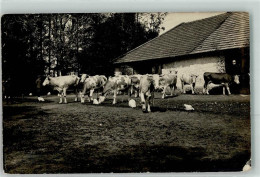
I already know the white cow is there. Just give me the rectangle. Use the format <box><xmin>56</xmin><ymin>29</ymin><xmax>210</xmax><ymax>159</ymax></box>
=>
<box><xmin>129</xmin><ymin>74</ymin><xmax>142</xmax><ymax>98</ymax></box>
<box><xmin>79</xmin><ymin>74</ymin><xmax>107</xmax><ymax>103</ymax></box>
<box><xmin>180</xmin><ymin>74</ymin><xmax>198</xmax><ymax>94</ymax></box>
<box><xmin>139</xmin><ymin>75</ymin><xmax>156</xmax><ymax>112</ymax></box>
<box><xmin>99</xmin><ymin>75</ymin><xmax>132</xmax><ymax>104</ymax></box>
<box><xmin>43</xmin><ymin>75</ymin><xmax>80</xmax><ymax>104</ymax></box>
<box><xmin>153</xmin><ymin>73</ymin><xmax>178</xmax><ymax>99</ymax></box>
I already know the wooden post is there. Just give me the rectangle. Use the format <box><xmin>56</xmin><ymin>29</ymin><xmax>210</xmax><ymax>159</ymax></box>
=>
<box><xmin>241</xmin><ymin>48</ymin><xmax>246</xmax><ymax>73</ymax></box>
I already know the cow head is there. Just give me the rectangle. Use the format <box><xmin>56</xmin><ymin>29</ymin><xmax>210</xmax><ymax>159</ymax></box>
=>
<box><xmin>234</xmin><ymin>75</ymin><xmax>240</xmax><ymax>84</ymax></box>
<box><xmin>42</xmin><ymin>76</ymin><xmax>50</xmax><ymax>86</ymax></box>
<box><xmin>151</xmin><ymin>74</ymin><xmax>160</xmax><ymax>90</ymax></box>
<box><xmin>190</xmin><ymin>74</ymin><xmax>198</xmax><ymax>84</ymax></box>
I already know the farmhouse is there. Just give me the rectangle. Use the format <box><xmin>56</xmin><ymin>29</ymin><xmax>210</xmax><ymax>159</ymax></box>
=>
<box><xmin>114</xmin><ymin>12</ymin><xmax>250</xmax><ymax>93</ymax></box>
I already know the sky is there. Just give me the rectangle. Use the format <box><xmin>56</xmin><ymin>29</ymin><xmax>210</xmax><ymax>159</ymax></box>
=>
<box><xmin>160</xmin><ymin>12</ymin><xmax>225</xmax><ymax>35</ymax></box>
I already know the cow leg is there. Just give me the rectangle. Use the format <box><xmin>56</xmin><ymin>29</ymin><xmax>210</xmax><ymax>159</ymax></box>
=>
<box><xmin>203</xmin><ymin>82</ymin><xmax>208</xmax><ymax>94</ymax></box>
<box><xmin>82</xmin><ymin>91</ymin><xmax>91</xmax><ymax>103</ymax></box>
<box><xmin>191</xmin><ymin>84</ymin><xmax>195</xmax><ymax>94</ymax></box>
<box><xmin>135</xmin><ymin>89</ymin><xmax>138</xmax><ymax>98</ymax></box>
<box><xmin>74</xmin><ymin>87</ymin><xmax>78</xmax><ymax>102</ymax></box>
<box><xmin>59</xmin><ymin>91</ymin><xmax>63</xmax><ymax>104</ymax></box>
<box><xmin>147</xmin><ymin>97</ymin><xmax>151</xmax><ymax>112</ymax></box>
<box><xmin>130</xmin><ymin>85</ymin><xmax>133</xmax><ymax>95</ymax></box>
<box><xmin>226</xmin><ymin>83</ymin><xmax>231</xmax><ymax>95</ymax></box>
<box><xmin>162</xmin><ymin>87</ymin><xmax>167</xmax><ymax>99</ymax></box>
<box><xmin>113</xmin><ymin>89</ymin><xmax>117</xmax><ymax>104</ymax></box>
<box><xmin>205</xmin><ymin>82</ymin><xmax>210</xmax><ymax>95</ymax></box>
<box><xmin>140</xmin><ymin>92</ymin><xmax>146</xmax><ymax>112</ymax></box>
<box><xmin>81</xmin><ymin>92</ymin><xmax>85</xmax><ymax>103</ymax></box>
<box><xmin>169</xmin><ymin>86</ymin><xmax>173</xmax><ymax>96</ymax></box>
<box><xmin>75</xmin><ymin>90</ymin><xmax>80</xmax><ymax>102</ymax></box>
<box><xmin>222</xmin><ymin>84</ymin><xmax>226</xmax><ymax>95</ymax></box>
<box><xmin>63</xmin><ymin>88</ymin><xmax>67</xmax><ymax>104</ymax></box>
<box><xmin>182</xmin><ymin>82</ymin><xmax>186</xmax><ymax>94</ymax></box>
<box><xmin>171</xmin><ymin>84</ymin><xmax>176</xmax><ymax>96</ymax></box>
<box><xmin>90</xmin><ymin>89</ymin><xmax>94</xmax><ymax>101</ymax></box>
<box><xmin>148</xmin><ymin>92</ymin><xmax>154</xmax><ymax>112</ymax></box>
<box><xmin>129</xmin><ymin>86</ymin><xmax>133</xmax><ymax>101</ymax></box>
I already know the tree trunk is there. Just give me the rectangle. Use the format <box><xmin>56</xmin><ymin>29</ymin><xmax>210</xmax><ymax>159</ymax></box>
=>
<box><xmin>48</xmin><ymin>15</ymin><xmax>51</xmax><ymax>75</ymax></box>
<box><xmin>76</xmin><ymin>16</ymin><xmax>80</xmax><ymax>74</ymax></box>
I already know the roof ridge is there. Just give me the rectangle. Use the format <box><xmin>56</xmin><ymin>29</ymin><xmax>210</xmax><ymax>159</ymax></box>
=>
<box><xmin>182</xmin><ymin>12</ymin><xmax>228</xmax><ymax>25</ymax></box>
<box><xmin>190</xmin><ymin>12</ymin><xmax>232</xmax><ymax>53</ymax></box>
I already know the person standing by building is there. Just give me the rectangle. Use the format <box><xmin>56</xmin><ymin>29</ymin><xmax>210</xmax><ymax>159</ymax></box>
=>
<box><xmin>229</xmin><ymin>60</ymin><xmax>241</xmax><ymax>94</ymax></box>
<box><xmin>36</xmin><ymin>75</ymin><xmax>45</xmax><ymax>102</ymax></box>
<box><xmin>230</xmin><ymin>60</ymin><xmax>240</xmax><ymax>75</ymax></box>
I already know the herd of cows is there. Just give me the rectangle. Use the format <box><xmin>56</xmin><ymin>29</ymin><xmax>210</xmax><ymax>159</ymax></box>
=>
<box><xmin>41</xmin><ymin>72</ymin><xmax>240</xmax><ymax>112</ymax></box>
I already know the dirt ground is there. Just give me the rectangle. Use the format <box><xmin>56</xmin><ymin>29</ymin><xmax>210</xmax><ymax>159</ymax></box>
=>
<box><xmin>2</xmin><ymin>92</ymin><xmax>251</xmax><ymax>173</ymax></box>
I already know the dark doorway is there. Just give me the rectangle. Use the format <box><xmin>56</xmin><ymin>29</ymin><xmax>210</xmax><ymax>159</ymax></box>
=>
<box><xmin>224</xmin><ymin>48</ymin><xmax>250</xmax><ymax>94</ymax></box>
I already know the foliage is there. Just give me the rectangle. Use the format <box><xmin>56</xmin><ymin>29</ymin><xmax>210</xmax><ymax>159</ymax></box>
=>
<box><xmin>1</xmin><ymin>13</ymin><xmax>166</xmax><ymax>94</ymax></box>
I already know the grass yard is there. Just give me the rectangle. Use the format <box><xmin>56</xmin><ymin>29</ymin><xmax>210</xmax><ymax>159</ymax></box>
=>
<box><xmin>2</xmin><ymin>93</ymin><xmax>251</xmax><ymax>173</ymax></box>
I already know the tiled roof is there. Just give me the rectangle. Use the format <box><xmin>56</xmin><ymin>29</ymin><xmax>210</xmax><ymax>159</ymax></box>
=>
<box><xmin>115</xmin><ymin>12</ymin><xmax>249</xmax><ymax>64</ymax></box>
<box><xmin>191</xmin><ymin>12</ymin><xmax>249</xmax><ymax>54</ymax></box>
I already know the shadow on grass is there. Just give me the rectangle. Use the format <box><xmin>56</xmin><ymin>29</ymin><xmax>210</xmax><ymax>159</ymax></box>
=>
<box><xmin>63</xmin><ymin>144</ymin><xmax>250</xmax><ymax>173</ymax></box>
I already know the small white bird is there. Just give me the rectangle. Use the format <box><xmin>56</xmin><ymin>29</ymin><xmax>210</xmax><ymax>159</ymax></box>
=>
<box><xmin>129</xmin><ymin>99</ymin><xmax>136</xmax><ymax>108</ymax></box>
<box><xmin>47</xmin><ymin>92</ymin><xmax>51</xmax><ymax>95</ymax></box>
<box><xmin>184</xmin><ymin>104</ymin><xmax>194</xmax><ymax>111</ymax></box>
<box><xmin>38</xmin><ymin>97</ymin><xmax>45</xmax><ymax>102</ymax></box>
<box><xmin>93</xmin><ymin>99</ymin><xmax>99</xmax><ymax>105</ymax></box>
<box><xmin>29</xmin><ymin>93</ymin><xmax>33</xmax><ymax>96</ymax></box>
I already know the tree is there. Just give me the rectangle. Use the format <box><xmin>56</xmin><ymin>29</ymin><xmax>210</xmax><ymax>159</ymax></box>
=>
<box><xmin>1</xmin><ymin>13</ymin><xmax>167</xmax><ymax>95</ymax></box>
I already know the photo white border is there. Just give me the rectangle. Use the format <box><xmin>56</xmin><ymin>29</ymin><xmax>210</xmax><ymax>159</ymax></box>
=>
<box><xmin>0</xmin><ymin>0</ymin><xmax>259</xmax><ymax>177</ymax></box>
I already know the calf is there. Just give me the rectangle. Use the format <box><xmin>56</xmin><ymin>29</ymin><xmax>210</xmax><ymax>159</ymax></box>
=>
<box><xmin>180</xmin><ymin>74</ymin><xmax>198</xmax><ymax>94</ymax></box>
<box><xmin>42</xmin><ymin>75</ymin><xmax>80</xmax><ymax>103</ymax></box>
<box><xmin>80</xmin><ymin>74</ymin><xmax>107</xmax><ymax>103</ymax></box>
<box><xmin>139</xmin><ymin>75</ymin><xmax>156</xmax><ymax>112</ymax></box>
<box><xmin>203</xmin><ymin>72</ymin><xmax>240</xmax><ymax>95</ymax></box>
<box><xmin>99</xmin><ymin>75</ymin><xmax>131</xmax><ymax>104</ymax></box>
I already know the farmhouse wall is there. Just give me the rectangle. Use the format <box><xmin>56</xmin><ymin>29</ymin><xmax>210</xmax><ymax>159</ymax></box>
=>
<box><xmin>162</xmin><ymin>55</ymin><xmax>226</xmax><ymax>93</ymax></box>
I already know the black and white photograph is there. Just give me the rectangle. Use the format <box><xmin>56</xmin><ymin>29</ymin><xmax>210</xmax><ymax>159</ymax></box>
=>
<box><xmin>1</xmin><ymin>12</ymin><xmax>251</xmax><ymax>173</ymax></box>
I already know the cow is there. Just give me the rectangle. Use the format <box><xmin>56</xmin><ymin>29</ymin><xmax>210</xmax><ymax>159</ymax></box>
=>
<box><xmin>129</xmin><ymin>74</ymin><xmax>142</xmax><ymax>98</ymax></box>
<box><xmin>42</xmin><ymin>75</ymin><xmax>80</xmax><ymax>103</ymax></box>
<box><xmin>79</xmin><ymin>74</ymin><xmax>107</xmax><ymax>103</ymax></box>
<box><xmin>154</xmin><ymin>73</ymin><xmax>178</xmax><ymax>99</ymax></box>
<box><xmin>203</xmin><ymin>72</ymin><xmax>240</xmax><ymax>95</ymax></box>
<box><xmin>139</xmin><ymin>75</ymin><xmax>156</xmax><ymax>112</ymax></box>
<box><xmin>180</xmin><ymin>74</ymin><xmax>198</xmax><ymax>94</ymax></box>
<box><xmin>98</xmin><ymin>75</ymin><xmax>132</xmax><ymax>104</ymax></box>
